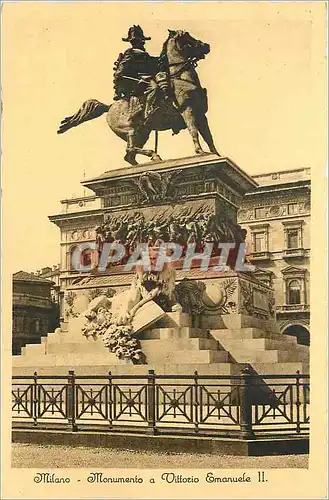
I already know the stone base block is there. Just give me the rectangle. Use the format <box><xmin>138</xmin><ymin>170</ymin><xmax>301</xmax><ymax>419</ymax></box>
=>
<box><xmin>12</xmin><ymin>428</ymin><xmax>309</xmax><ymax>456</ymax></box>
<box><xmin>156</xmin><ymin>312</ymin><xmax>191</xmax><ymax>328</ymax></box>
<box><xmin>12</xmin><ymin>362</ymin><xmax>244</xmax><ymax>378</ymax></box>
<box><xmin>140</xmin><ymin>327</ymin><xmax>207</xmax><ymax>340</ymax></box>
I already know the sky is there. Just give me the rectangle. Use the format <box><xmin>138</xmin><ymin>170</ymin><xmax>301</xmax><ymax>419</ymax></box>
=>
<box><xmin>2</xmin><ymin>2</ymin><xmax>327</xmax><ymax>274</ymax></box>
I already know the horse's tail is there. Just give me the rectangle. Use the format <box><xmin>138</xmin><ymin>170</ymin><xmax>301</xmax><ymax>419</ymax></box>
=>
<box><xmin>57</xmin><ymin>99</ymin><xmax>111</xmax><ymax>134</ymax></box>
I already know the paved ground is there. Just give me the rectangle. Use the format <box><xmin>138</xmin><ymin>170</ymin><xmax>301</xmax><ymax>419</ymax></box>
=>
<box><xmin>12</xmin><ymin>443</ymin><xmax>308</xmax><ymax>468</ymax></box>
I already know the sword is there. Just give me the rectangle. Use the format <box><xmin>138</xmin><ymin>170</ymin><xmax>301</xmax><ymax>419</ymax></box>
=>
<box><xmin>120</xmin><ymin>75</ymin><xmax>151</xmax><ymax>85</ymax></box>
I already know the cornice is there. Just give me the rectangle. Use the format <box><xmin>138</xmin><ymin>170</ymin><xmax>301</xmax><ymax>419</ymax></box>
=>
<box><xmin>49</xmin><ymin>209</ymin><xmax>103</xmax><ymax>227</ymax></box>
<box><xmin>244</xmin><ymin>182</ymin><xmax>310</xmax><ymax>198</ymax></box>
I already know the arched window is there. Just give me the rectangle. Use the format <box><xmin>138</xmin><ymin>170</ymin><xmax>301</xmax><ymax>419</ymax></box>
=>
<box><xmin>283</xmin><ymin>324</ymin><xmax>310</xmax><ymax>346</ymax></box>
<box><xmin>70</xmin><ymin>245</ymin><xmax>93</xmax><ymax>271</ymax></box>
<box><xmin>288</xmin><ymin>280</ymin><xmax>301</xmax><ymax>305</ymax></box>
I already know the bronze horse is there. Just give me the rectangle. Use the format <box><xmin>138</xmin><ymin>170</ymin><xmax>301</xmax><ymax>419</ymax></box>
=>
<box><xmin>57</xmin><ymin>30</ymin><xmax>219</xmax><ymax>165</ymax></box>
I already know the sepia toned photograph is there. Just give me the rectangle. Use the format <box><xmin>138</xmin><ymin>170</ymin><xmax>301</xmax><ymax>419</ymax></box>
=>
<box><xmin>1</xmin><ymin>2</ymin><xmax>327</xmax><ymax>499</ymax></box>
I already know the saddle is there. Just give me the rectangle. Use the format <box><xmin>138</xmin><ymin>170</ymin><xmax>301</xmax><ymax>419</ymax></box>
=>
<box><xmin>123</xmin><ymin>72</ymin><xmax>186</xmax><ymax>134</ymax></box>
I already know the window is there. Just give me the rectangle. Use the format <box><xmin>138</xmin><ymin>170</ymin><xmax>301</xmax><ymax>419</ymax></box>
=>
<box><xmin>282</xmin><ymin>220</ymin><xmax>304</xmax><ymax>250</ymax></box>
<box><xmin>288</xmin><ymin>280</ymin><xmax>301</xmax><ymax>305</ymax></box>
<box><xmin>249</xmin><ymin>223</ymin><xmax>270</xmax><ymax>254</ymax></box>
<box><xmin>282</xmin><ymin>266</ymin><xmax>307</xmax><ymax>306</ymax></box>
<box><xmin>287</xmin><ymin>229</ymin><xmax>299</xmax><ymax>249</ymax></box>
<box><xmin>288</xmin><ymin>203</ymin><xmax>299</xmax><ymax>215</ymax></box>
<box><xmin>255</xmin><ymin>207</ymin><xmax>266</xmax><ymax>219</ymax></box>
<box><xmin>29</xmin><ymin>319</ymin><xmax>41</xmax><ymax>334</ymax></box>
<box><xmin>253</xmin><ymin>232</ymin><xmax>266</xmax><ymax>252</ymax></box>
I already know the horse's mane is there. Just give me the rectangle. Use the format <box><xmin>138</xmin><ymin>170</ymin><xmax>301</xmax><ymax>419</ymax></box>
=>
<box><xmin>158</xmin><ymin>36</ymin><xmax>170</xmax><ymax>72</ymax></box>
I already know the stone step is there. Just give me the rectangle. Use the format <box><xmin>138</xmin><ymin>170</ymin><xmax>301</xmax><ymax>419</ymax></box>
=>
<box><xmin>42</xmin><ymin>330</ymin><xmax>87</xmax><ymax>345</ymax></box>
<box><xmin>201</xmin><ymin>313</ymin><xmax>280</xmax><ymax>333</ymax></box>
<box><xmin>141</xmin><ymin>345</ymin><xmax>230</xmax><ymax>364</ymax></box>
<box><xmin>216</xmin><ymin>337</ymin><xmax>280</xmax><ymax>351</ymax></box>
<box><xmin>140</xmin><ymin>337</ymin><xmax>222</xmax><ymax>352</ymax></box>
<box><xmin>21</xmin><ymin>343</ymin><xmax>46</xmax><ymax>356</ymax></box>
<box><xmin>13</xmin><ymin>352</ymin><xmax>126</xmax><ymax>367</ymax></box>
<box><xmin>249</xmin><ymin>362</ymin><xmax>309</xmax><ymax>377</ymax></box>
<box><xmin>215</xmin><ymin>337</ymin><xmax>308</xmax><ymax>353</ymax></box>
<box><xmin>210</xmin><ymin>328</ymin><xmax>298</xmax><ymax>344</ymax></box>
<box><xmin>34</xmin><ymin>337</ymin><xmax>224</xmax><ymax>357</ymax></box>
<box><xmin>45</xmin><ymin>339</ymin><xmax>109</xmax><ymax>355</ymax></box>
<box><xmin>146</xmin><ymin>363</ymin><xmax>244</xmax><ymax>376</ymax></box>
<box><xmin>226</xmin><ymin>348</ymin><xmax>309</xmax><ymax>364</ymax></box>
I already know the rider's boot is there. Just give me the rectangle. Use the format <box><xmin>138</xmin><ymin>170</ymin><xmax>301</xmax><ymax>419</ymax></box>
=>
<box><xmin>155</xmin><ymin>72</ymin><xmax>171</xmax><ymax>101</ymax></box>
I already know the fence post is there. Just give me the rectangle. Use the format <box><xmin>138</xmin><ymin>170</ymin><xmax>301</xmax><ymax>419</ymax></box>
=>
<box><xmin>295</xmin><ymin>370</ymin><xmax>301</xmax><ymax>434</ymax></box>
<box><xmin>239</xmin><ymin>366</ymin><xmax>255</xmax><ymax>439</ymax></box>
<box><xmin>33</xmin><ymin>371</ymin><xmax>38</xmax><ymax>426</ymax></box>
<box><xmin>108</xmin><ymin>371</ymin><xmax>113</xmax><ymax>429</ymax></box>
<box><xmin>146</xmin><ymin>369</ymin><xmax>156</xmax><ymax>434</ymax></box>
<box><xmin>194</xmin><ymin>370</ymin><xmax>199</xmax><ymax>434</ymax></box>
<box><xmin>67</xmin><ymin>370</ymin><xmax>77</xmax><ymax>432</ymax></box>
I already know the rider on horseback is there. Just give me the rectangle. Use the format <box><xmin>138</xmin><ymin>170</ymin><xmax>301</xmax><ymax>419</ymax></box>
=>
<box><xmin>113</xmin><ymin>25</ymin><xmax>169</xmax><ymax>102</ymax></box>
<box><xmin>58</xmin><ymin>28</ymin><xmax>218</xmax><ymax>163</ymax></box>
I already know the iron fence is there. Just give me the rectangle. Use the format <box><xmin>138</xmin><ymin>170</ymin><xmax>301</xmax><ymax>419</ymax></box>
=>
<box><xmin>12</xmin><ymin>369</ymin><xmax>309</xmax><ymax>438</ymax></box>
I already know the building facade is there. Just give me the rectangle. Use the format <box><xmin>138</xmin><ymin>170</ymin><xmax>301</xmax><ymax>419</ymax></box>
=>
<box><xmin>49</xmin><ymin>167</ymin><xmax>311</xmax><ymax>344</ymax></box>
<box><xmin>238</xmin><ymin>168</ymin><xmax>310</xmax><ymax>344</ymax></box>
<box><xmin>12</xmin><ymin>271</ymin><xmax>60</xmax><ymax>355</ymax></box>
<box><xmin>49</xmin><ymin>195</ymin><xmax>103</xmax><ymax>320</ymax></box>
<box><xmin>33</xmin><ymin>265</ymin><xmax>61</xmax><ymax>304</ymax></box>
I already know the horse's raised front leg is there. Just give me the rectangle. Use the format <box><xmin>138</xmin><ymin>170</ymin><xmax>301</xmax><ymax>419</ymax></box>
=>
<box><xmin>195</xmin><ymin>113</ymin><xmax>220</xmax><ymax>156</ymax></box>
<box><xmin>181</xmin><ymin>107</ymin><xmax>206</xmax><ymax>155</ymax></box>
<box><xmin>125</xmin><ymin>131</ymin><xmax>162</xmax><ymax>165</ymax></box>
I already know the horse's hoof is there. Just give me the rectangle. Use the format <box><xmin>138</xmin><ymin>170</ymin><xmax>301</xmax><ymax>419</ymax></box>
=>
<box><xmin>124</xmin><ymin>153</ymin><xmax>138</xmax><ymax>166</ymax></box>
<box><xmin>152</xmin><ymin>154</ymin><xmax>162</xmax><ymax>162</ymax></box>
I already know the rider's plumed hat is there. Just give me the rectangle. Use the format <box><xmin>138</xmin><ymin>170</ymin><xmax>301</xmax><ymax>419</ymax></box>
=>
<box><xmin>122</xmin><ymin>25</ymin><xmax>151</xmax><ymax>42</ymax></box>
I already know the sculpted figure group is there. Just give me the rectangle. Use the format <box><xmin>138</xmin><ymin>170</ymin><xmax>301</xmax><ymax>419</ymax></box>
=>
<box><xmin>95</xmin><ymin>211</ymin><xmax>247</xmax><ymax>268</ymax></box>
<box><xmin>82</xmin><ymin>247</ymin><xmax>180</xmax><ymax>363</ymax></box>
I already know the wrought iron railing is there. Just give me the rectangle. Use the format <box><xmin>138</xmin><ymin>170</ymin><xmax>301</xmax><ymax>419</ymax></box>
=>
<box><xmin>12</xmin><ymin>369</ymin><xmax>309</xmax><ymax>438</ymax></box>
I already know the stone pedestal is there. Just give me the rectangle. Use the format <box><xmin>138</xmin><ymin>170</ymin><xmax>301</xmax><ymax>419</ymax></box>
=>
<box><xmin>14</xmin><ymin>155</ymin><xmax>309</xmax><ymax>377</ymax></box>
<box><xmin>13</xmin><ymin>272</ymin><xmax>309</xmax><ymax>378</ymax></box>
<box><xmin>82</xmin><ymin>154</ymin><xmax>258</xmax><ymax>220</ymax></box>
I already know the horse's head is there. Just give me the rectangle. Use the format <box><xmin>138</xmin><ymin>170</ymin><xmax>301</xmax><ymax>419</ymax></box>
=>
<box><xmin>166</xmin><ymin>29</ymin><xmax>210</xmax><ymax>61</ymax></box>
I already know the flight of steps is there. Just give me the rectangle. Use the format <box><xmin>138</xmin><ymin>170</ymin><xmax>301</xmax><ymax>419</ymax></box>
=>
<box><xmin>139</xmin><ymin>312</ymin><xmax>309</xmax><ymax>376</ymax></box>
<box><xmin>13</xmin><ymin>311</ymin><xmax>309</xmax><ymax>377</ymax></box>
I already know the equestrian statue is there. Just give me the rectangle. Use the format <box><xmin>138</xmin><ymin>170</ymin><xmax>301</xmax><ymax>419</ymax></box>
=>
<box><xmin>57</xmin><ymin>25</ymin><xmax>219</xmax><ymax>165</ymax></box>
